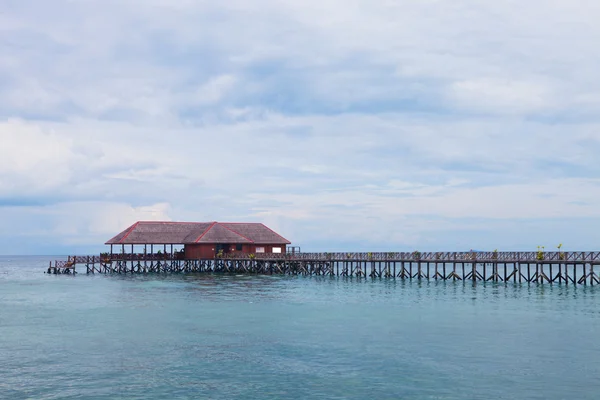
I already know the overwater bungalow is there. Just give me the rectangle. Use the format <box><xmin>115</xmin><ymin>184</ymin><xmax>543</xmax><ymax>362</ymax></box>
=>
<box><xmin>105</xmin><ymin>221</ymin><xmax>291</xmax><ymax>259</ymax></box>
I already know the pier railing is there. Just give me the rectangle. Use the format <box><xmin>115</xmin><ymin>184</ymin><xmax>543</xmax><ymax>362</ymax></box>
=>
<box><xmin>229</xmin><ymin>251</ymin><xmax>600</xmax><ymax>262</ymax></box>
<box><xmin>285</xmin><ymin>251</ymin><xmax>600</xmax><ymax>262</ymax></box>
<box><xmin>54</xmin><ymin>251</ymin><xmax>600</xmax><ymax>267</ymax></box>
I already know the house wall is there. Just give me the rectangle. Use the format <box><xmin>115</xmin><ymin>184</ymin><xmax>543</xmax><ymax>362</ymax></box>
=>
<box><xmin>184</xmin><ymin>244</ymin><xmax>287</xmax><ymax>259</ymax></box>
<box><xmin>184</xmin><ymin>244</ymin><xmax>215</xmax><ymax>259</ymax></box>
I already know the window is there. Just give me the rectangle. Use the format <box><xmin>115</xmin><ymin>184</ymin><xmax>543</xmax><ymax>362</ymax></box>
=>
<box><xmin>256</xmin><ymin>247</ymin><xmax>265</xmax><ymax>253</ymax></box>
<box><xmin>272</xmin><ymin>247</ymin><xmax>282</xmax><ymax>254</ymax></box>
<box><xmin>236</xmin><ymin>244</ymin><xmax>243</xmax><ymax>251</ymax></box>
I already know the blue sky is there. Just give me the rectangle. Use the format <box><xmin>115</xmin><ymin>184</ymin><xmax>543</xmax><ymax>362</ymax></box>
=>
<box><xmin>1</xmin><ymin>0</ymin><xmax>600</xmax><ymax>254</ymax></box>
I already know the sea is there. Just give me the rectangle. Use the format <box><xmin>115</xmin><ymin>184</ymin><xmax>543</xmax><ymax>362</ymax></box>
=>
<box><xmin>1</xmin><ymin>255</ymin><xmax>599</xmax><ymax>400</ymax></box>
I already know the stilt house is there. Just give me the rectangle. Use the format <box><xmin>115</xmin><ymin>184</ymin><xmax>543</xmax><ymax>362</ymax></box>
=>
<box><xmin>105</xmin><ymin>221</ymin><xmax>291</xmax><ymax>258</ymax></box>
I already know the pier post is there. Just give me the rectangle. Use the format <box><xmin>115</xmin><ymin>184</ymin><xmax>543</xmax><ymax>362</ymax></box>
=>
<box><xmin>559</xmin><ymin>263</ymin><xmax>563</xmax><ymax>284</ymax></box>
<box><xmin>452</xmin><ymin>262</ymin><xmax>458</xmax><ymax>281</ymax></box>
<box><xmin>483</xmin><ymin>262</ymin><xmax>487</xmax><ymax>281</ymax></box>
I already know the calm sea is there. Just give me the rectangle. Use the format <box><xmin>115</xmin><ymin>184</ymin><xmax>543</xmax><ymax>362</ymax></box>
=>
<box><xmin>1</xmin><ymin>255</ymin><xmax>599</xmax><ymax>399</ymax></box>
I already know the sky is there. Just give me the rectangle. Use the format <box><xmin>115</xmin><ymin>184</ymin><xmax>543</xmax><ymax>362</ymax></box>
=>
<box><xmin>1</xmin><ymin>0</ymin><xmax>600</xmax><ymax>255</ymax></box>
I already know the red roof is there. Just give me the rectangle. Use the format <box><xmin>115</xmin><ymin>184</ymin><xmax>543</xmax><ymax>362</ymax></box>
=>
<box><xmin>105</xmin><ymin>221</ymin><xmax>291</xmax><ymax>245</ymax></box>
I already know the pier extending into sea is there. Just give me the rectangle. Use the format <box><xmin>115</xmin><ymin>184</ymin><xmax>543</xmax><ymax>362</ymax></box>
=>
<box><xmin>48</xmin><ymin>251</ymin><xmax>600</xmax><ymax>285</ymax></box>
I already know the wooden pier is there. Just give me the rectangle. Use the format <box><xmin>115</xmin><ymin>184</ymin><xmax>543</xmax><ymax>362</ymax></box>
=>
<box><xmin>46</xmin><ymin>259</ymin><xmax>76</xmax><ymax>274</ymax></box>
<box><xmin>48</xmin><ymin>251</ymin><xmax>600</xmax><ymax>285</ymax></box>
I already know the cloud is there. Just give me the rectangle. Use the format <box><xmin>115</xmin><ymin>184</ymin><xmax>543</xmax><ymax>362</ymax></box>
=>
<box><xmin>1</xmin><ymin>0</ymin><xmax>600</xmax><ymax>253</ymax></box>
<box><xmin>54</xmin><ymin>201</ymin><xmax>173</xmax><ymax>243</ymax></box>
<box><xmin>190</xmin><ymin>75</ymin><xmax>238</xmax><ymax>106</ymax></box>
<box><xmin>0</xmin><ymin>200</ymin><xmax>171</xmax><ymax>254</ymax></box>
<box><xmin>448</xmin><ymin>78</ymin><xmax>554</xmax><ymax>114</ymax></box>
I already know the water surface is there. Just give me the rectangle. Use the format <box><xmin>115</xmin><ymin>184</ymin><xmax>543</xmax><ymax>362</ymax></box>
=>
<box><xmin>1</xmin><ymin>256</ymin><xmax>599</xmax><ymax>399</ymax></box>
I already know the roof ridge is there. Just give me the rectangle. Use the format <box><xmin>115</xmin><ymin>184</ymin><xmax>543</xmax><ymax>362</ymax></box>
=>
<box><xmin>117</xmin><ymin>222</ymin><xmax>140</xmax><ymax>244</ymax></box>
<box><xmin>104</xmin><ymin>221</ymin><xmax>139</xmax><ymax>245</ymax></box>
<box><xmin>137</xmin><ymin>221</ymin><xmax>209</xmax><ymax>225</ymax></box>
<box><xmin>218</xmin><ymin>223</ymin><xmax>255</xmax><ymax>243</ymax></box>
<box><xmin>194</xmin><ymin>222</ymin><xmax>218</xmax><ymax>243</ymax></box>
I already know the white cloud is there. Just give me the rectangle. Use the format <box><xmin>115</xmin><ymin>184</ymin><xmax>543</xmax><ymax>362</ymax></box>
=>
<box><xmin>0</xmin><ymin>200</ymin><xmax>171</xmax><ymax>254</ymax></box>
<box><xmin>0</xmin><ymin>120</ymin><xmax>74</xmax><ymax>193</ymax></box>
<box><xmin>1</xmin><ymin>110</ymin><xmax>600</xmax><ymax>251</ymax></box>
<box><xmin>62</xmin><ymin>201</ymin><xmax>172</xmax><ymax>241</ymax></box>
<box><xmin>1</xmin><ymin>0</ymin><xmax>600</xmax><ymax>253</ymax></box>
<box><xmin>191</xmin><ymin>75</ymin><xmax>238</xmax><ymax>106</ymax></box>
<box><xmin>448</xmin><ymin>78</ymin><xmax>553</xmax><ymax>114</ymax></box>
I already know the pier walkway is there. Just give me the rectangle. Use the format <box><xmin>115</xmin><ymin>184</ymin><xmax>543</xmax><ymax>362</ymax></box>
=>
<box><xmin>47</xmin><ymin>251</ymin><xmax>600</xmax><ymax>285</ymax></box>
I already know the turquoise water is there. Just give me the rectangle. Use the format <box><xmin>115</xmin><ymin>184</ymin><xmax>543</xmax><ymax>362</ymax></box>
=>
<box><xmin>1</xmin><ymin>256</ymin><xmax>599</xmax><ymax>399</ymax></box>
